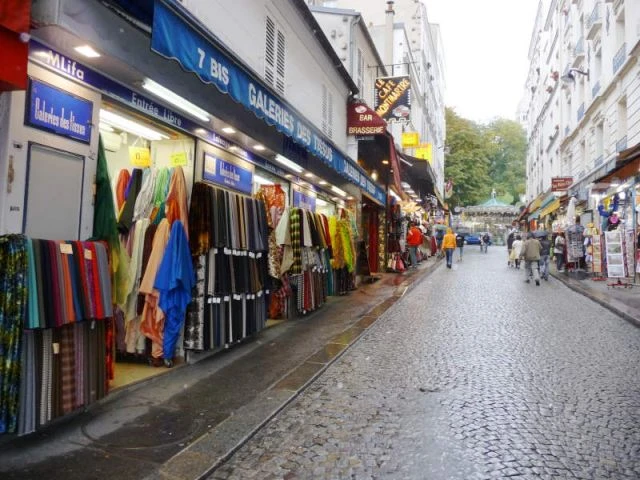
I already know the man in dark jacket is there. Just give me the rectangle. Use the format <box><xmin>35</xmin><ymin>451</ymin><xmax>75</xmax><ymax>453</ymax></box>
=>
<box><xmin>455</xmin><ymin>232</ymin><xmax>465</xmax><ymax>261</ymax></box>
<box><xmin>520</xmin><ymin>232</ymin><xmax>542</xmax><ymax>285</ymax></box>
<box><xmin>538</xmin><ymin>234</ymin><xmax>551</xmax><ymax>280</ymax></box>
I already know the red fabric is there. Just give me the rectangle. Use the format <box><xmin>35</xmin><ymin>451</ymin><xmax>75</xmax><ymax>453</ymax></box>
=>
<box><xmin>0</xmin><ymin>0</ymin><xmax>30</xmax><ymax>32</ymax></box>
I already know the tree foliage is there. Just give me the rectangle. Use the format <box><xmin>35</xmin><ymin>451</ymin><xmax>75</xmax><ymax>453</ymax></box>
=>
<box><xmin>444</xmin><ymin>108</ymin><xmax>526</xmax><ymax>208</ymax></box>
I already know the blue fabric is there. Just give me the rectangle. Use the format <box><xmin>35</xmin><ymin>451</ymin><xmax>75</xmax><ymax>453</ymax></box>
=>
<box><xmin>155</xmin><ymin>221</ymin><xmax>195</xmax><ymax>359</ymax></box>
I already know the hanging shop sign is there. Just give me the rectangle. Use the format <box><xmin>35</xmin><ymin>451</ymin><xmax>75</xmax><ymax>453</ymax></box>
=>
<box><xmin>26</xmin><ymin>78</ymin><xmax>93</xmax><ymax>143</ymax></box>
<box><xmin>203</xmin><ymin>152</ymin><xmax>253</xmax><ymax>194</ymax></box>
<box><xmin>150</xmin><ymin>1</ymin><xmax>385</xmax><ymax>205</ymax></box>
<box><xmin>374</xmin><ymin>76</ymin><xmax>411</xmax><ymax>123</ymax></box>
<box><xmin>401</xmin><ymin>132</ymin><xmax>419</xmax><ymax>148</ymax></box>
<box><xmin>170</xmin><ymin>151</ymin><xmax>188</xmax><ymax>166</ymax></box>
<box><xmin>551</xmin><ymin>176</ymin><xmax>573</xmax><ymax>192</ymax></box>
<box><xmin>415</xmin><ymin>143</ymin><xmax>432</xmax><ymax>162</ymax></box>
<box><xmin>293</xmin><ymin>190</ymin><xmax>316</xmax><ymax>211</ymax></box>
<box><xmin>347</xmin><ymin>102</ymin><xmax>387</xmax><ymax>135</ymax></box>
<box><xmin>129</xmin><ymin>146</ymin><xmax>151</xmax><ymax>167</ymax></box>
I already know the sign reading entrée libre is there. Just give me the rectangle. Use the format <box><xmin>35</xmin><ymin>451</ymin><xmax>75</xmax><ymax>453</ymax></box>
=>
<box><xmin>551</xmin><ymin>176</ymin><xmax>573</xmax><ymax>191</ymax></box>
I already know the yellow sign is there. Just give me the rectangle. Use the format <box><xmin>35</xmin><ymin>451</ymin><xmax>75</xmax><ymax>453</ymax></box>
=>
<box><xmin>129</xmin><ymin>147</ymin><xmax>151</xmax><ymax>167</ymax></box>
<box><xmin>415</xmin><ymin>143</ymin><xmax>432</xmax><ymax>162</ymax></box>
<box><xmin>170</xmin><ymin>151</ymin><xmax>188</xmax><ymax>167</ymax></box>
<box><xmin>402</xmin><ymin>132</ymin><xmax>419</xmax><ymax>148</ymax></box>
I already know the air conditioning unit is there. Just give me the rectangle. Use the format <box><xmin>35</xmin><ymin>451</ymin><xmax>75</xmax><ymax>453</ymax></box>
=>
<box><xmin>101</xmin><ymin>130</ymin><xmax>123</xmax><ymax>152</ymax></box>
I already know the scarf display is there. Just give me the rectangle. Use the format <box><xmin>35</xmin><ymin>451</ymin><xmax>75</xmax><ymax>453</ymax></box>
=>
<box><xmin>184</xmin><ymin>182</ymin><xmax>269</xmax><ymax>351</ymax></box>
<box><xmin>0</xmin><ymin>235</ymin><xmax>111</xmax><ymax>436</ymax></box>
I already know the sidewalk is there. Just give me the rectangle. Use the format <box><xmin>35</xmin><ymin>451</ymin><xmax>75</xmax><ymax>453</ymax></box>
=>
<box><xmin>551</xmin><ymin>268</ymin><xmax>640</xmax><ymax>328</ymax></box>
<box><xmin>0</xmin><ymin>254</ymin><xmax>441</xmax><ymax>480</ymax></box>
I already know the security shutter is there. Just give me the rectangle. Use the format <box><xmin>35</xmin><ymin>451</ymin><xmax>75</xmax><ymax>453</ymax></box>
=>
<box><xmin>321</xmin><ymin>84</ymin><xmax>333</xmax><ymax>139</ymax></box>
<box><xmin>265</xmin><ymin>16</ymin><xmax>286</xmax><ymax>95</ymax></box>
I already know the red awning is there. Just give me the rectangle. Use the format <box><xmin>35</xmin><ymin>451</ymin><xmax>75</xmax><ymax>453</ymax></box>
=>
<box><xmin>0</xmin><ymin>0</ymin><xmax>31</xmax><ymax>91</ymax></box>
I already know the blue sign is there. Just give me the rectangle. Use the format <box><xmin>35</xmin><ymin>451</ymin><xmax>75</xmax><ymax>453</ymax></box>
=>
<box><xmin>203</xmin><ymin>153</ymin><xmax>253</xmax><ymax>194</ymax></box>
<box><xmin>293</xmin><ymin>190</ymin><xmax>316</xmax><ymax>212</ymax></box>
<box><xmin>26</xmin><ymin>78</ymin><xmax>93</xmax><ymax>143</ymax></box>
<box><xmin>151</xmin><ymin>1</ymin><xmax>386</xmax><ymax>205</ymax></box>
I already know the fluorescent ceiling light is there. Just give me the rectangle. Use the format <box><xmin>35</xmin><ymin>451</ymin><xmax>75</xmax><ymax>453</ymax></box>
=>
<box><xmin>275</xmin><ymin>154</ymin><xmax>303</xmax><ymax>173</ymax></box>
<box><xmin>254</xmin><ymin>144</ymin><xmax>266</xmax><ymax>151</ymax></box>
<box><xmin>316</xmin><ymin>198</ymin><xmax>328</xmax><ymax>206</ymax></box>
<box><xmin>330</xmin><ymin>185</ymin><xmax>347</xmax><ymax>197</ymax></box>
<box><xmin>389</xmin><ymin>189</ymin><xmax>401</xmax><ymax>201</ymax></box>
<box><xmin>253</xmin><ymin>174</ymin><xmax>272</xmax><ymax>185</ymax></box>
<box><xmin>222</xmin><ymin>127</ymin><xmax>236</xmax><ymax>134</ymax></box>
<box><xmin>142</xmin><ymin>78</ymin><xmax>210</xmax><ymax>122</ymax></box>
<box><xmin>98</xmin><ymin>124</ymin><xmax>114</xmax><ymax>133</ymax></box>
<box><xmin>318</xmin><ymin>180</ymin><xmax>328</xmax><ymax>185</ymax></box>
<box><xmin>74</xmin><ymin>45</ymin><xmax>101</xmax><ymax>58</ymax></box>
<box><xmin>100</xmin><ymin>109</ymin><xmax>169</xmax><ymax>141</ymax></box>
<box><xmin>346</xmin><ymin>196</ymin><xmax>354</xmax><ymax>200</ymax></box>
<box><xmin>304</xmin><ymin>172</ymin><xmax>314</xmax><ymax>178</ymax></box>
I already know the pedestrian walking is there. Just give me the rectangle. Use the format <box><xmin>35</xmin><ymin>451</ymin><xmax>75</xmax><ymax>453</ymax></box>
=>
<box><xmin>406</xmin><ymin>222</ymin><xmax>423</xmax><ymax>269</ymax></box>
<box><xmin>481</xmin><ymin>232</ymin><xmax>490</xmax><ymax>253</ymax></box>
<box><xmin>510</xmin><ymin>234</ymin><xmax>523</xmax><ymax>269</ymax></box>
<box><xmin>554</xmin><ymin>233</ymin><xmax>566</xmax><ymax>272</ymax></box>
<box><xmin>455</xmin><ymin>232</ymin><xmax>465</xmax><ymax>261</ymax></box>
<box><xmin>521</xmin><ymin>232</ymin><xmax>542</xmax><ymax>285</ymax></box>
<box><xmin>441</xmin><ymin>228</ymin><xmax>456</xmax><ymax>269</ymax></box>
<box><xmin>538</xmin><ymin>234</ymin><xmax>551</xmax><ymax>280</ymax></box>
<box><xmin>507</xmin><ymin>229</ymin><xmax>517</xmax><ymax>267</ymax></box>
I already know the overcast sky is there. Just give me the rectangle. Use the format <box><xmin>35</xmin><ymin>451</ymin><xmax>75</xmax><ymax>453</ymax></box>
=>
<box><xmin>425</xmin><ymin>0</ymin><xmax>541</xmax><ymax>124</ymax></box>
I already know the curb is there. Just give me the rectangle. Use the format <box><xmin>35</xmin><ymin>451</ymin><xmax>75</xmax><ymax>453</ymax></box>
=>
<box><xmin>551</xmin><ymin>272</ymin><xmax>640</xmax><ymax>328</ymax></box>
<box><xmin>153</xmin><ymin>257</ymin><xmax>442</xmax><ymax>480</ymax></box>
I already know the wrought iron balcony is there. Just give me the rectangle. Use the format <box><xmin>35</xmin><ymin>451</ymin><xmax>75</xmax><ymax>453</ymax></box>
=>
<box><xmin>616</xmin><ymin>135</ymin><xmax>627</xmax><ymax>152</ymax></box>
<box><xmin>594</xmin><ymin>155</ymin><xmax>604</xmax><ymax>167</ymax></box>
<box><xmin>577</xmin><ymin>102</ymin><xmax>585</xmax><ymax>122</ymax></box>
<box><xmin>613</xmin><ymin>43</ymin><xmax>626</xmax><ymax>74</ymax></box>
<box><xmin>586</xmin><ymin>3</ymin><xmax>602</xmax><ymax>40</ymax></box>
<box><xmin>592</xmin><ymin>81</ymin><xmax>601</xmax><ymax>98</ymax></box>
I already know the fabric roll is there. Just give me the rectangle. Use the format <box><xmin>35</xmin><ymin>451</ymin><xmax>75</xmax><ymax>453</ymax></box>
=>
<box><xmin>26</xmin><ymin>238</ymin><xmax>39</xmax><ymax>329</ymax></box>
<box><xmin>59</xmin><ymin>325</ymin><xmax>76</xmax><ymax>414</ymax></box>
<box><xmin>114</xmin><ymin>168</ymin><xmax>131</xmax><ymax>213</ymax></box>
<box><xmin>188</xmin><ymin>182</ymin><xmax>213</xmax><ymax>256</ymax></box>
<box><xmin>133</xmin><ymin>167</ymin><xmax>158</xmax><ymax>222</ymax></box>
<box><xmin>165</xmin><ymin>166</ymin><xmax>189</xmax><ymax>239</ymax></box>
<box><xmin>95</xmin><ymin>242</ymin><xmax>113</xmax><ymax>318</ymax></box>
<box><xmin>117</xmin><ymin>168</ymin><xmax>143</xmax><ymax>234</ymax></box>
<box><xmin>290</xmin><ymin>209</ymin><xmax>302</xmax><ymax>275</ymax></box>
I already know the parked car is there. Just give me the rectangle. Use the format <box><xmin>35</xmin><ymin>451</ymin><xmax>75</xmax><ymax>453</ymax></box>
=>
<box><xmin>464</xmin><ymin>234</ymin><xmax>481</xmax><ymax>245</ymax></box>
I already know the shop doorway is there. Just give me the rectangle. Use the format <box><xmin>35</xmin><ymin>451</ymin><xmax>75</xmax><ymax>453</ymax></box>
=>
<box><xmin>24</xmin><ymin>143</ymin><xmax>85</xmax><ymax>240</ymax></box>
<box><xmin>362</xmin><ymin>201</ymin><xmax>381</xmax><ymax>274</ymax></box>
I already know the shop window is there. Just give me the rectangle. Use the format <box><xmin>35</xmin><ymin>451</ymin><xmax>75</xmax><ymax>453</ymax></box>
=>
<box><xmin>265</xmin><ymin>16</ymin><xmax>286</xmax><ymax>96</ymax></box>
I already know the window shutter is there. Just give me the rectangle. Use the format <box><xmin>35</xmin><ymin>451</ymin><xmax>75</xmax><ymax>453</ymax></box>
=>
<box><xmin>327</xmin><ymin>90</ymin><xmax>333</xmax><ymax>138</ymax></box>
<box><xmin>321</xmin><ymin>84</ymin><xmax>328</xmax><ymax>134</ymax></box>
<box><xmin>276</xmin><ymin>30</ymin><xmax>286</xmax><ymax>95</ymax></box>
<box><xmin>265</xmin><ymin>16</ymin><xmax>276</xmax><ymax>86</ymax></box>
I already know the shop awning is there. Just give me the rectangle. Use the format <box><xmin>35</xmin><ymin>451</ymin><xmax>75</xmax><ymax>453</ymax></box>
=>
<box><xmin>592</xmin><ymin>141</ymin><xmax>640</xmax><ymax>186</ymax></box>
<box><xmin>539</xmin><ymin>197</ymin><xmax>561</xmax><ymax>218</ymax></box>
<box><xmin>0</xmin><ymin>0</ymin><xmax>30</xmax><ymax>91</ymax></box>
<box><xmin>398</xmin><ymin>151</ymin><xmax>436</xmax><ymax>197</ymax></box>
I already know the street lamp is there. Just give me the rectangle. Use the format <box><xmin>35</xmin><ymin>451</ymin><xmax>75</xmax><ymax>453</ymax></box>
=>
<box><xmin>561</xmin><ymin>68</ymin><xmax>589</xmax><ymax>84</ymax></box>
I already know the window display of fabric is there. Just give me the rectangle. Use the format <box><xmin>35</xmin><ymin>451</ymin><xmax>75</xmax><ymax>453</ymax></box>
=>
<box><xmin>185</xmin><ymin>183</ymin><xmax>269</xmax><ymax>351</ymax></box>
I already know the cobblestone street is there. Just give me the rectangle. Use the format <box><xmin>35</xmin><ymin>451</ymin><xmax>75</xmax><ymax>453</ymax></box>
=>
<box><xmin>210</xmin><ymin>247</ymin><xmax>640</xmax><ymax>480</ymax></box>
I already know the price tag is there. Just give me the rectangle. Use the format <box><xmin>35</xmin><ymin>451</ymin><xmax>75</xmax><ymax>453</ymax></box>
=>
<box><xmin>129</xmin><ymin>146</ymin><xmax>151</xmax><ymax>167</ymax></box>
<box><xmin>60</xmin><ymin>243</ymin><xmax>73</xmax><ymax>255</ymax></box>
<box><xmin>170</xmin><ymin>151</ymin><xmax>188</xmax><ymax>167</ymax></box>
<box><xmin>84</xmin><ymin>249</ymin><xmax>92</xmax><ymax>260</ymax></box>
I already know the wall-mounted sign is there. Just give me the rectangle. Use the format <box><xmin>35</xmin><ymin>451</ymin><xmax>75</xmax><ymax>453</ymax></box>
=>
<box><xmin>203</xmin><ymin>152</ymin><xmax>253</xmax><ymax>194</ymax></box>
<box><xmin>26</xmin><ymin>78</ymin><xmax>93</xmax><ymax>143</ymax></box>
<box><xmin>347</xmin><ymin>102</ymin><xmax>387</xmax><ymax>135</ymax></box>
<box><xmin>129</xmin><ymin>146</ymin><xmax>151</xmax><ymax>167</ymax></box>
<box><xmin>551</xmin><ymin>176</ymin><xmax>573</xmax><ymax>191</ymax></box>
<box><xmin>293</xmin><ymin>190</ymin><xmax>316</xmax><ymax>211</ymax></box>
<box><xmin>170</xmin><ymin>151</ymin><xmax>188</xmax><ymax>166</ymax></box>
<box><xmin>374</xmin><ymin>76</ymin><xmax>411</xmax><ymax>123</ymax></box>
<box><xmin>401</xmin><ymin>132</ymin><xmax>419</xmax><ymax>148</ymax></box>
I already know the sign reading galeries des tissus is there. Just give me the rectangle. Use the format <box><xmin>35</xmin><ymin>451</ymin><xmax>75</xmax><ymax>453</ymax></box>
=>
<box><xmin>374</xmin><ymin>76</ymin><xmax>411</xmax><ymax>123</ymax></box>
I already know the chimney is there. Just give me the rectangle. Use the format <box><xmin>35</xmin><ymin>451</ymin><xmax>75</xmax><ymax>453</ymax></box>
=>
<box><xmin>385</xmin><ymin>1</ymin><xmax>395</xmax><ymax>68</ymax></box>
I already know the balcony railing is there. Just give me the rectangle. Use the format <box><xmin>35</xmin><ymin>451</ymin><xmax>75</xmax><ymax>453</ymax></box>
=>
<box><xmin>594</xmin><ymin>155</ymin><xmax>604</xmax><ymax>167</ymax></box>
<box><xmin>616</xmin><ymin>135</ymin><xmax>627</xmax><ymax>152</ymax></box>
<box><xmin>577</xmin><ymin>102</ymin><xmax>585</xmax><ymax>122</ymax></box>
<box><xmin>592</xmin><ymin>81</ymin><xmax>601</xmax><ymax>98</ymax></box>
<box><xmin>613</xmin><ymin>43</ymin><xmax>626</xmax><ymax>74</ymax></box>
<box><xmin>586</xmin><ymin>3</ymin><xmax>602</xmax><ymax>40</ymax></box>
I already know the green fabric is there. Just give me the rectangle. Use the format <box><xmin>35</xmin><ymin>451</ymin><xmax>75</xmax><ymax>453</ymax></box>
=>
<box><xmin>91</xmin><ymin>136</ymin><xmax>130</xmax><ymax>307</ymax></box>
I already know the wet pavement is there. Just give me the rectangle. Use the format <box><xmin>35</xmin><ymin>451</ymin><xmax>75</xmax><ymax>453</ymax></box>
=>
<box><xmin>209</xmin><ymin>247</ymin><xmax>640</xmax><ymax>480</ymax></box>
<box><xmin>0</xmin><ymin>253</ymin><xmax>437</xmax><ymax>480</ymax></box>
<box><xmin>3</xmin><ymin>246</ymin><xmax>640</xmax><ymax>480</ymax></box>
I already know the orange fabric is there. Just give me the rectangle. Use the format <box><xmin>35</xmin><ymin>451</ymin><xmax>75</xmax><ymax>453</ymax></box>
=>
<box><xmin>0</xmin><ymin>0</ymin><xmax>31</xmax><ymax>33</ymax></box>
<box><xmin>165</xmin><ymin>166</ymin><xmax>189</xmax><ymax>239</ymax></box>
<box><xmin>139</xmin><ymin>219</ymin><xmax>171</xmax><ymax>359</ymax></box>
<box><xmin>115</xmin><ymin>169</ymin><xmax>131</xmax><ymax>212</ymax></box>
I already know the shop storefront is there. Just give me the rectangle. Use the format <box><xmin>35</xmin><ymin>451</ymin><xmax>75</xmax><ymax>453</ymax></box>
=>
<box><xmin>0</xmin><ymin>0</ymin><xmax>386</xmax><ymax>435</ymax></box>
